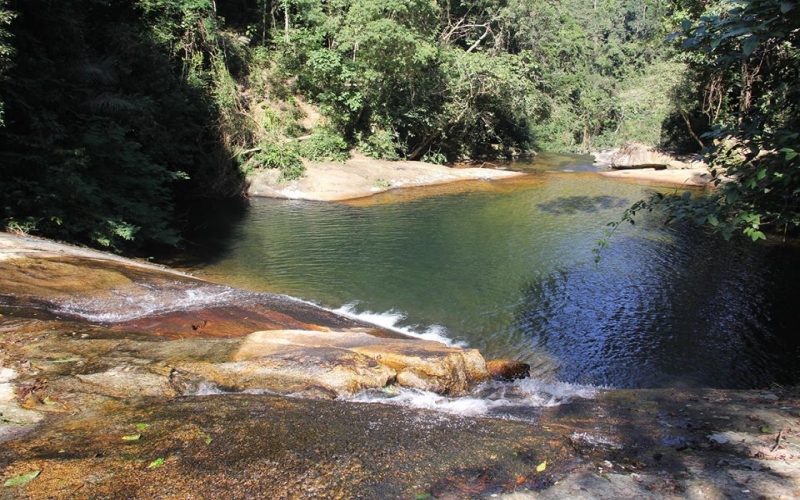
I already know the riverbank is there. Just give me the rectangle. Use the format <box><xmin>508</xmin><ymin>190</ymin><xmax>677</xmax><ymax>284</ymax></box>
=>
<box><xmin>247</xmin><ymin>153</ymin><xmax>526</xmax><ymax>201</ymax></box>
<box><xmin>598</xmin><ymin>166</ymin><xmax>712</xmax><ymax>188</ymax></box>
<box><xmin>1</xmin><ymin>232</ymin><xmax>799</xmax><ymax>499</ymax></box>
<box><xmin>593</xmin><ymin>143</ymin><xmax>712</xmax><ymax>188</ymax></box>
<box><xmin>246</xmin><ymin>151</ymin><xmax>712</xmax><ymax>203</ymax></box>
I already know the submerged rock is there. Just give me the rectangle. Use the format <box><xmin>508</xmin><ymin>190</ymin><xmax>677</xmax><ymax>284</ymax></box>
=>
<box><xmin>486</xmin><ymin>359</ymin><xmax>531</xmax><ymax>381</ymax></box>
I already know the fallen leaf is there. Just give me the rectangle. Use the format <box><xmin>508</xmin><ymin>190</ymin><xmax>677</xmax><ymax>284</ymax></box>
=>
<box><xmin>760</xmin><ymin>426</ymin><xmax>772</xmax><ymax>434</ymax></box>
<box><xmin>121</xmin><ymin>434</ymin><xmax>141</xmax><ymax>441</ymax></box>
<box><xmin>136</xmin><ymin>423</ymin><xmax>148</xmax><ymax>432</ymax></box>
<box><xmin>536</xmin><ymin>460</ymin><xmax>547</xmax><ymax>472</ymax></box>
<box><xmin>148</xmin><ymin>458</ymin><xmax>165</xmax><ymax>469</ymax></box>
<box><xmin>4</xmin><ymin>471</ymin><xmax>40</xmax><ymax>487</ymax></box>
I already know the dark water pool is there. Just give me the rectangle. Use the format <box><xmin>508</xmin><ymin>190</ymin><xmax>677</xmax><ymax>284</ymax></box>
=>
<box><xmin>176</xmin><ymin>154</ymin><xmax>800</xmax><ymax>389</ymax></box>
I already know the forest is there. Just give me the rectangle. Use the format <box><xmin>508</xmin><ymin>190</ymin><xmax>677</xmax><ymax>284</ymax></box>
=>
<box><xmin>0</xmin><ymin>0</ymin><xmax>797</xmax><ymax>250</ymax></box>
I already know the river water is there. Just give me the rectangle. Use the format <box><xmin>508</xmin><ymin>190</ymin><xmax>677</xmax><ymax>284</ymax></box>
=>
<box><xmin>179</xmin><ymin>154</ymin><xmax>800</xmax><ymax>390</ymax></box>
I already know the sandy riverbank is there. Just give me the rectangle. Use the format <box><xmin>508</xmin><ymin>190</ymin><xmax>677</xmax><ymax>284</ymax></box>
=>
<box><xmin>247</xmin><ymin>153</ymin><xmax>526</xmax><ymax>201</ymax></box>
<box><xmin>598</xmin><ymin>166</ymin><xmax>712</xmax><ymax>188</ymax></box>
<box><xmin>246</xmin><ymin>152</ymin><xmax>712</xmax><ymax>202</ymax></box>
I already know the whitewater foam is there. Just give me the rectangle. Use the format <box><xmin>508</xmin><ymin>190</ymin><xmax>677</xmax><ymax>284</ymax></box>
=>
<box><xmin>348</xmin><ymin>378</ymin><xmax>600</xmax><ymax>419</ymax></box>
<box><xmin>55</xmin><ymin>284</ymin><xmax>240</xmax><ymax>322</ymax></box>
<box><xmin>333</xmin><ymin>302</ymin><xmax>463</xmax><ymax>346</ymax></box>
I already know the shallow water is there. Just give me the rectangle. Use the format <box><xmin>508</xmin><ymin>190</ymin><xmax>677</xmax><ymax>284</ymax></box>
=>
<box><xmin>179</xmin><ymin>154</ymin><xmax>800</xmax><ymax>389</ymax></box>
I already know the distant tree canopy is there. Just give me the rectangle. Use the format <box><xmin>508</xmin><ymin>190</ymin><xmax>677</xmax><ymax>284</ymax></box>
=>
<box><xmin>7</xmin><ymin>0</ymin><xmax>788</xmax><ymax>250</ymax></box>
<box><xmin>275</xmin><ymin>0</ymin><xmax>675</xmax><ymax>158</ymax></box>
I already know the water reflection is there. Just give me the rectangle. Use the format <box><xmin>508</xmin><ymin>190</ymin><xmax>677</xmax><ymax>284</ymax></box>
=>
<box><xmin>176</xmin><ymin>158</ymin><xmax>800</xmax><ymax>389</ymax></box>
<box><xmin>537</xmin><ymin>195</ymin><xmax>629</xmax><ymax>215</ymax></box>
<box><xmin>516</xmin><ymin>225</ymin><xmax>800</xmax><ymax>388</ymax></box>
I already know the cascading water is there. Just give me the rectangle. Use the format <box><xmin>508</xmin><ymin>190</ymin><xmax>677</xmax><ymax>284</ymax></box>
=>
<box><xmin>174</xmin><ymin>153</ymin><xmax>800</xmax><ymax>397</ymax></box>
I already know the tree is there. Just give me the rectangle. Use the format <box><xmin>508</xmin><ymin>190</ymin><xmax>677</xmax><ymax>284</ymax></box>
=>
<box><xmin>296</xmin><ymin>0</ymin><xmax>541</xmax><ymax>161</ymax></box>
<box><xmin>0</xmin><ymin>0</ymin><xmax>14</xmax><ymax>125</ymax></box>
<box><xmin>650</xmin><ymin>0</ymin><xmax>800</xmax><ymax>241</ymax></box>
<box><xmin>0</xmin><ymin>0</ymin><xmax>235</xmax><ymax>250</ymax></box>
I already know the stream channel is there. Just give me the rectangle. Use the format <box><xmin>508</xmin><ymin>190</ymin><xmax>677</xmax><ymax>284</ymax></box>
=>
<box><xmin>176</xmin><ymin>153</ymin><xmax>800</xmax><ymax>392</ymax></box>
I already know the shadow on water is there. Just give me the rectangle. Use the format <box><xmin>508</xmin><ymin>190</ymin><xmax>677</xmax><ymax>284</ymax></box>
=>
<box><xmin>536</xmin><ymin>195</ymin><xmax>629</xmax><ymax>215</ymax></box>
<box><xmin>167</xmin><ymin>198</ymin><xmax>251</xmax><ymax>268</ymax></box>
<box><xmin>514</xmin><ymin>223</ymin><xmax>800</xmax><ymax>389</ymax></box>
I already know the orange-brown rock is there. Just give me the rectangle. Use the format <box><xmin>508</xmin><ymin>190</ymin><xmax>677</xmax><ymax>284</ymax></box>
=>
<box><xmin>1</xmin><ymin>232</ymin><xmax>494</xmax><ymax>399</ymax></box>
<box><xmin>486</xmin><ymin>359</ymin><xmax>530</xmax><ymax>381</ymax></box>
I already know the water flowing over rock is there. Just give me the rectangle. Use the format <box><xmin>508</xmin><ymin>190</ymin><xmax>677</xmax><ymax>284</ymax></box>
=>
<box><xmin>4</xmin><ymin>233</ymin><xmax>800</xmax><ymax>500</ymax></box>
<box><xmin>0</xmin><ymin>232</ymin><xmax>491</xmax><ymax>401</ymax></box>
<box><xmin>486</xmin><ymin>359</ymin><xmax>531</xmax><ymax>381</ymax></box>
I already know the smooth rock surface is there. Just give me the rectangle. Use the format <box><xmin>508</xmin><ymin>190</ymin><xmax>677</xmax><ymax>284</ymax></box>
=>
<box><xmin>247</xmin><ymin>153</ymin><xmax>525</xmax><ymax>201</ymax></box>
<box><xmin>487</xmin><ymin>359</ymin><xmax>531</xmax><ymax>381</ymax></box>
<box><xmin>0</xmin><ymin>233</ymin><xmax>495</xmax><ymax>399</ymax></box>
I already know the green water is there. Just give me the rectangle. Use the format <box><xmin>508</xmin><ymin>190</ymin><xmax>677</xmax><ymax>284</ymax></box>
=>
<box><xmin>181</xmin><ymin>154</ymin><xmax>800</xmax><ymax>389</ymax></box>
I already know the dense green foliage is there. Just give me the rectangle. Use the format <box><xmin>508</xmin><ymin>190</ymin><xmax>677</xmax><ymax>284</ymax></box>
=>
<box><xmin>0</xmin><ymin>0</ymin><xmax>14</xmax><ymax>125</ymax></box>
<box><xmin>619</xmin><ymin>0</ymin><xmax>800</xmax><ymax>242</ymax></box>
<box><xmin>12</xmin><ymin>0</ymin><xmax>787</xmax><ymax>250</ymax></box>
<box><xmin>276</xmin><ymin>0</ymin><xmax>675</xmax><ymax>157</ymax></box>
<box><xmin>0</xmin><ymin>0</ymin><xmax>239</xmax><ymax>249</ymax></box>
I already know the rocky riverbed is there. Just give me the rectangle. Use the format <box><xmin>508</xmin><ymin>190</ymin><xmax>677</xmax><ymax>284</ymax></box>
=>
<box><xmin>1</xmin><ymin>232</ymin><xmax>799</xmax><ymax>499</ymax></box>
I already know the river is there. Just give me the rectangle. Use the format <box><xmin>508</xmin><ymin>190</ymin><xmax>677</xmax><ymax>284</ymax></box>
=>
<box><xmin>177</xmin><ymin>153</ymin><xmax>800</xmax><ymax>390</ymax></box>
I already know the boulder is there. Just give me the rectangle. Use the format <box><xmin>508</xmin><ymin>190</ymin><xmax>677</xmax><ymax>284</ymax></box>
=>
<box><xmin>352</xmin><ymin>342</ymin><xmax>489</xmax><ymax>395</ymax></box>
<box><xmin>486</xmin><ymin>359</ymin><xmax>530</xmax><ymax>381</ymax></box>
<box><xmin>593</xmin><ymin>143</ymin><xmax>705</xmax><ymax>170</ymax></box>
<box><xmin>177</xmin><ymin>343</ymin><xmax>396</xmax><ymax>396</ymax></box>
<box><xmin>221</xmin><ymin>329</ymin><xmax>489</xmax><ymax>396</ymax></box>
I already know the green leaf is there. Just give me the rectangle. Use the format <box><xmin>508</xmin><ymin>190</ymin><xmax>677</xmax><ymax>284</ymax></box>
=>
<box><xmin>147</xmin><ymin>458</ymin><xmax>165</xmax><ymax>469</ymax></box>
<box><xmin>415</xmin><ymin>494</ymin><xmax>432</xmax><ymax>500</ymax></box>
<box><xmin>4</xmin><ymin>471</ymin><xmax>40</xmax><ymax>487</ymax></box>
<box><xmin>742</xmin><ymin>36</ymin><xmax>759</xmax><ymax>56</ymax></box>
<box><xmin>781</xmin><ymin>2</ymin><xmax>795</xmax><ymax>14</ymax></box>
<box><xmin>782</xmin><ymin>148</ymin><xmax>797</xmax><ymax>161</ymax></box>
<box><xmin>536</xmin><ymin>460</ymin><xmax>547</xmax><ymax>472</ymax></box>
<box><xmin>136</xmin><ymin>423</ymin><xmax>148</xmax><ymax>432</ymax></box>
<box><xmin>122</xmin><ymin>434</ymin><xmax>141</xmax><ymax>441</ymax></box>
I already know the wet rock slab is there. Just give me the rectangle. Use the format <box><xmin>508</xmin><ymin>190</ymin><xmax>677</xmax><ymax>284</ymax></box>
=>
<box><xmin>0</xmin><ymin>394</ymin><xmax>567</xmax><ymax>500</ymax></box>
<box><xmin>2</xmin><ymin>386</ymin><xmax>800</xmax><ymax>499</ymax></box>
<box><xmin>0</xmin><ymin>232</ymin><xmax>490</xmax><ymax>398</ymax></box>
<box><xmin>3</xmin><ymin>233</ymin><xmax>800</xmax><ymax>499</ymax></box>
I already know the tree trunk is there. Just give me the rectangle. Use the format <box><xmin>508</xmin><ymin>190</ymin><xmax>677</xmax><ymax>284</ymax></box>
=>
<box><xmin>284</xmin><ymin>0</ymin><xmax>289</xmax><ymax>43</ymax></box>
<box><xmin>408</xmin><ymin>132</ymin><xmax>440</xmax><ymax>161</ymax></box>
<box><xmin>679</xmin><ymin>108</ymin><xmax>705</xmax><ymax>149</ymax></box>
